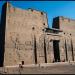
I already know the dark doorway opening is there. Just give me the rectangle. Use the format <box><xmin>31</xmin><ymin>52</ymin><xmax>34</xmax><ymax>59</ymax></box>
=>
<box><xmin>53</xmin><ymin>40</ymin><xmax>60</xmax><ymax>62</ymax></box>
<box><xmin>22</xmin><ymin>61</ymin><xmax>24</xmax><ymax>65</ymax></box>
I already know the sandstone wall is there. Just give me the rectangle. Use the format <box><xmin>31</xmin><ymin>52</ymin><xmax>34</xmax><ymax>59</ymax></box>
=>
<box><xmin>1</xmin><ymin>2</ymin><xmax>75</xmax><ymax>67</ymax></box>
<box><xmin>4</xmin><ymin>2</ymin><xmax>48</xmax><ymax>66</ymax></box>
<box><xmin>52</xmin><ymin>16</ymin><xmax>75</xmax><ymax>61</ymax></box>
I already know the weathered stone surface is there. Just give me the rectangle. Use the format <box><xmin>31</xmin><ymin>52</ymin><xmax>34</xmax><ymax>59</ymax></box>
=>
<box><xmin>0</xmin><ymin>2</ymin><xmax>75</xmax><ymax>67</ymax></box>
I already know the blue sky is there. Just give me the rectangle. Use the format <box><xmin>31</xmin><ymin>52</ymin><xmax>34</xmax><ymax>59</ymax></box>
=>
<box><xmin>0</xmin><ymin>1</ymin><xmax>75</xmax><ymax>28</ymax></box>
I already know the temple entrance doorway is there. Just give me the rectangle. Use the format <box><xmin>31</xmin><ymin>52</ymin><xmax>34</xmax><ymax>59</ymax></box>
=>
<box><xmin>53</xmin><ymin>40</ymin><xmax>60</xmax><ymax>62</ymax></box>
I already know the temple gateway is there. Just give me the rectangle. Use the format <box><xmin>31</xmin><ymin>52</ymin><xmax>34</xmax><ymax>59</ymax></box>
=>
<box><xmin>0</xmin><ymin>2</ymin><xmax>75</xmax><ymax>67</ymax></box>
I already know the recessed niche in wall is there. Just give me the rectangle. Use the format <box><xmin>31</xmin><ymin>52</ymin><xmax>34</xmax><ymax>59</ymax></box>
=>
<box><xmin>41</xmin><ymin>12</ymin><xmax>43</xmax><ymax>15</ymax></box>
<box><xmin>43</xmin><ymin>23</ymin><xmax>45</xmax><ymax>25</ymax></box>
<box><xmin>64</xmin><ymin>33</ymin><xmax>65</xmax><ymax>34</ymax></box>
<box><xmin>50</xmin><ymin>39</ymin><xmax>53</xmax><ymax>42</ymax></box>
<box><xmin>22</xmin><ymin>61</ymin><xmax>24</xmax><ymax>65</ymax></box>
<box><xmin>70</xmin><ymin>33</ymin><xmax>71</xmax><ymax>35</ymax></box>
<box><xmin>42</xmin><ymin>29</ymin><xmax>44</xmax><ymax>31</ymax></box>
<box><xmin>32</xmin><ymin>27</ymin><xmax>35</xmax><ymax>30</ymax></box>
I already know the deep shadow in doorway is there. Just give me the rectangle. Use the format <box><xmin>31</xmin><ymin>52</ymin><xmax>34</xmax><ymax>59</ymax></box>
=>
<box><xmin>53</xmin><ymin>40</ymin><xmax>60</xmax><ymax>62</ymax></box>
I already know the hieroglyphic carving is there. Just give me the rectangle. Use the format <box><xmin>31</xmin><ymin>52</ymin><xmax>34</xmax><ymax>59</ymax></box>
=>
<box><xmin>39</xmin><ymin>34</ymin><xmax>44</xmax><ymax>49</ymax></box>
<box><xmin>38</xmin><ymin>34</ymin><xmax>44</xmax><ymax>57</ymax></box>
<box><xmin>6</xmin><ymin>32</ymin><xmax>33</xmax><ymax>50</ymax></box>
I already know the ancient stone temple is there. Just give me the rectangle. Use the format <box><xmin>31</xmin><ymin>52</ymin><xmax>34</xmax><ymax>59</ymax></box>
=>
<box><xmin>0</xmin><ymin>2</ymin><xmax>75</xmax><ymax>67</ymax></box>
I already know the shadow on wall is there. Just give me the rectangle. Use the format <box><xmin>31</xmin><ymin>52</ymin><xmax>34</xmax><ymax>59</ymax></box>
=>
<box><xmin>0</xmin><ymin>3</ymin><xmax>6</xmax><ymax>67</ymax></box>
<box><xmin>52</xmin><ymin>17</ymin><xmax>60</xmax><ymax>29</ymax></box>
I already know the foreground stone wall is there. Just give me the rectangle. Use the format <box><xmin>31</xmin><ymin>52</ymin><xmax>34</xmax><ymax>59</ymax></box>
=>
<box><xmin>4</xmin><ymin>2</ymin><xmax>48</xmax><ymax>66</ymax></box>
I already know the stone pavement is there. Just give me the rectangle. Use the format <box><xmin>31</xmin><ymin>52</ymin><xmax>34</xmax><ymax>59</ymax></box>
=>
<box><xmin>0</xmin><ymin>62</ymin><xmax>75</xmax><ymax>74</ymax></box>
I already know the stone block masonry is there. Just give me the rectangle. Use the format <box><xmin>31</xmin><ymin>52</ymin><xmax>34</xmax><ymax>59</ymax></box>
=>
<box><xmin>0</xmin><ymin>2</ymin><xmax>75</xmax><ymax>67</ymax></box>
